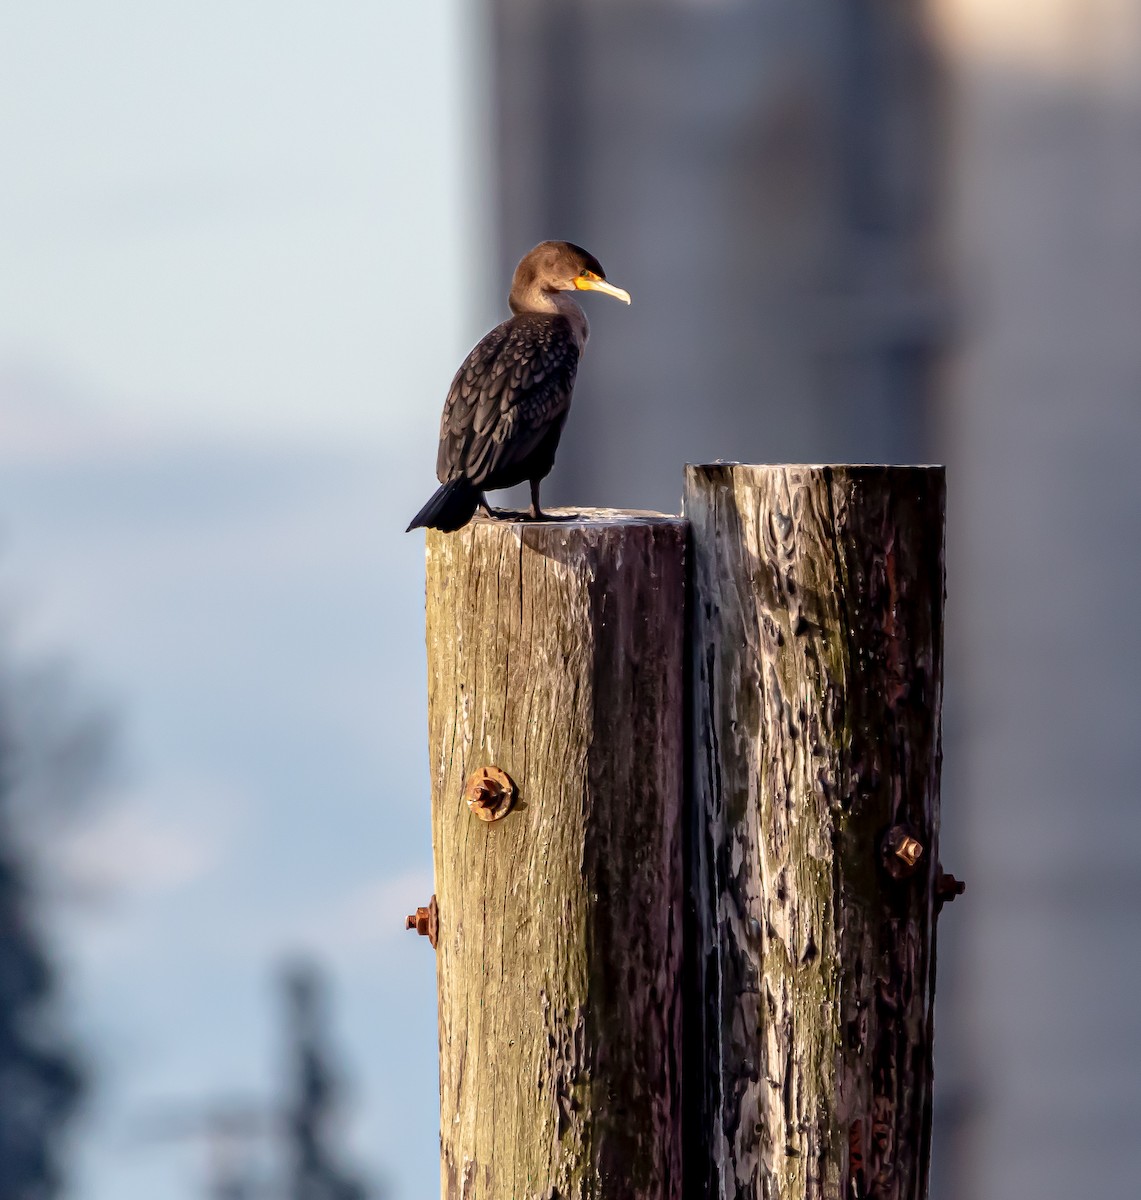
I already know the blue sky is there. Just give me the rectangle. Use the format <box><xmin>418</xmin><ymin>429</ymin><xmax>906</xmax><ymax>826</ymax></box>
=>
<box><xmin>0</xmin><ymin>5</ymin><xmax>488</xmax><ymax>1197</ymax></box>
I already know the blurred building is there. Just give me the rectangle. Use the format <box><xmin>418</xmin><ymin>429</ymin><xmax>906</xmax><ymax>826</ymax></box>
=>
<box><xmin>489</xmin><ymin>0</ymin><xmax>948</xmax><ymax>512</ymax></box>
<box><xmin>485</xmin><ymin>1</ymin><xmax>1141</xmax><ymax>1198</ymax></box>
<box><xmin>932</xmin><ymin>1</ymin><xmax>1141</xmax><ymax>1196</ymax></box>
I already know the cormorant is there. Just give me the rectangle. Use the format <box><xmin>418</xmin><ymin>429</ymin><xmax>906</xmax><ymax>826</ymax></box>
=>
<box><xmin>406</xmin><ymin>240</ymin><xmax>630</xmax><ymax>533</ymax></box>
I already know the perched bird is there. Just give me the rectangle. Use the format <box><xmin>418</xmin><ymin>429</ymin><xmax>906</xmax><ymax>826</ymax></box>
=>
<box><xmin>406</xmin><ymin>240</ymin><xmax>630</xmax><ymax>533</ymax></box>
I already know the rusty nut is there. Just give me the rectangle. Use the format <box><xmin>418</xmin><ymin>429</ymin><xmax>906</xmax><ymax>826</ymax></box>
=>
<box><xmin>405</xmin><ymin>894</ymin><xmax>438</xmax><ymax>948</ymax></box>
<box><xmin>935</xmin><ymin>869</ymin><xmax>966</xmax><ymax>912</ymax></box>
<box><xmin>882</xmin><ymin>824</ymin><xmax>925</xmax><ymax>880</ymax></box>
<box><xmin>464</xmin><ymin>765</ymin><xmax>516</xmax><ymax>822</ymax></box>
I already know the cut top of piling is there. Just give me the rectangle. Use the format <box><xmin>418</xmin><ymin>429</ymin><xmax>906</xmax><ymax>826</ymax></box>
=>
<box><xmin>470</xmin><ymin>506</ymin><xmax>683</xmax><ymax>526</ymax></box>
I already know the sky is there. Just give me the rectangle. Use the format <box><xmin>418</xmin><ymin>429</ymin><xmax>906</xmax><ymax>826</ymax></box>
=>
<box><xmin>0</xmin><ymin>5</ymin><xmax>488</xmax><ymax>1198</ymax></box>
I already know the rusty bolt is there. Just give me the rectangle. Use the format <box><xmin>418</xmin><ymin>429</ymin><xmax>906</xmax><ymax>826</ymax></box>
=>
<box><xmin>405</xmin><ymin>893</ymin><xmax>438</xmax><ymax>948</ymax></box>
<box><xmin>882</xmin><ymin>825</ymin><xmax>925</xmax><ymax>879</ymax></box>
<box><xmin>464</xmin><ymin>765</ymin><xmax>516</xmax><ymax>822</ymax></box>
<box><xmin>895</xmin><ymin>835</ymin><xmax>924</xmax><ymax>867</ymax></box>
<box><xmin>935</xmin><ymin>869</ymin><xmax>965</xmax><ymax>912</ymax></box>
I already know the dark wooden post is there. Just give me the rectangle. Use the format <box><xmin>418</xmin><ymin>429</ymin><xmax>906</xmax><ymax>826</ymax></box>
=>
<box><xmin>683</xmin><ymin>464</ymin><xmax>947</xmax><ymax>1200</ymax></box>
<box><xmin>423</xmin><ymin>511</ymin><xmax>686</xmax><ymax>1200</ymax></box>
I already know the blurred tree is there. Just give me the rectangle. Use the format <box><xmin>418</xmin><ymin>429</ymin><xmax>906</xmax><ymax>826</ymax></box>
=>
<box><xmin>129</xmin><ymin>962</ymin><xmax>376</xmax><ymax>1199</ymax></box>
<box><xmin>281</xmin><ymin>963</ymin><xmax>369</xmax><ymax>1200</ymax></box>
<box><xmin>129</xmin><ymin>1098</ymin><xmax>276</xmax><ymax>1200</ymax></box>
<box><xmin>0</xmin><ymin>626</ymin><xmax>113</xmax><ymax>1199</ymax></box>
<box><xmin>0</xmin><ymin>833</ymin><xmax>83</xmax><ymax>1200</ymax></box>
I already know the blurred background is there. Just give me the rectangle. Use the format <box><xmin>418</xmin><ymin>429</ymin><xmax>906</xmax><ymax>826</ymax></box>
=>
<box><xmin>1</xmin><ymin>2</ymin><xmax>1138</xmax><ymax>1199</ymax></box>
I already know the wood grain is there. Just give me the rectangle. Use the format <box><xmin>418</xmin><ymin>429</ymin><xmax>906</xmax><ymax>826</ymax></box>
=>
<box><xmin>683</xmin><ymin>465</ymin><xmax>946</xmax><ymax>1200</ymax></box>
<box><xmin>425</xmin><ymin>510</ymin><xmax>687</xmax><ymax>1200</ymax></box>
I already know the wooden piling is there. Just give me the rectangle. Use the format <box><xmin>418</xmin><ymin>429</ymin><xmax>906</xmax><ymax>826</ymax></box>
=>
<box><xmin>424</xmin><ymin>510</ymin><xmax>687</xmax><ymax>1200</ymax></box>
<box><xmin>683</xmin><ymin>464</ymin><xmax>947</xmax><ymax>1200</ymax></box>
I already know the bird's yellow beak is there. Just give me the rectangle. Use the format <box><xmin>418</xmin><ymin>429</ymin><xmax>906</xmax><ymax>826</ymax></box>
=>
<box><xmin>574</xmin><ymin>272</ymin><xmax>631</xmax><ymax>304</ymax></box>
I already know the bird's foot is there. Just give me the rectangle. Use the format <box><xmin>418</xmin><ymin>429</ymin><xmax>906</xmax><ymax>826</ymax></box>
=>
<box><xmin>474</xmin><ymin>504</ymin><xmax>531</xmax><ymax>522</ymax></box>
<box><xmin>526</xmin><ymin>507</ymin><xmax>576</xmax><ymax>523</ymax></box>
<box><xmin>473</xmin><ymin>503</ymin><xmax>577</xmax><ymax>524</ymax></box>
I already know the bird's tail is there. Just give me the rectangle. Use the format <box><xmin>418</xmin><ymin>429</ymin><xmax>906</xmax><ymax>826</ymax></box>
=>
<box><xmin>405</xmin><ymin>478</ymin><xmax>481</xmax><ymax>533</ymax></box>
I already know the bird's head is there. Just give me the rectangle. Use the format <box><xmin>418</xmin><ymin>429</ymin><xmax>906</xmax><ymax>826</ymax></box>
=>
<box><xmin>509</xmin><ymin>241</ymin><xmax>631</xmax><ymax>313</ymax></box>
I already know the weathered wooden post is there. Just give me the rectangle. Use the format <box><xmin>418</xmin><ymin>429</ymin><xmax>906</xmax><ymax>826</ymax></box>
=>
<box><xmin>683</xmin><ymin>464</ymin><xmax>948</xmax><ymax>1200</ymax></box>
<box><xmin>422</xmin><ymin>511</ymin><xmax>686</xmax><ymax>1200</ymax></box>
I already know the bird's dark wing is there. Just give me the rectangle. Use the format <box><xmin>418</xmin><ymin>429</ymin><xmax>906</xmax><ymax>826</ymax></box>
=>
<box><xmin>436</xmin><ymin>313</ymin><xmax>579</xmax><ymax>486</ymax></box>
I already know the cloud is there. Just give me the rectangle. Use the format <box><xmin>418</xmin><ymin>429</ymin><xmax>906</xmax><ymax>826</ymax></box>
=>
<box><xmin>0</xmin><ymin>361</ymin><xmax>159</xmax><ymax>466</ymax></box>
<box><xmin>53</xmin><ymin>783</ymin><xmax>240</xmax><ymax>899</ymax></box>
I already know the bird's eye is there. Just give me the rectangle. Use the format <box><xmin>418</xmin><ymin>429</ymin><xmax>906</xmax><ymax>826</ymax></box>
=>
<box><xmin>580</xmin><ymin>268</ymin><xmax>592</xmax><ymax>278</ymax></box>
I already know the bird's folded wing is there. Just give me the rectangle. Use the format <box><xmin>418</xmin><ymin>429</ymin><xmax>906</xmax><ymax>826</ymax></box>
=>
<box><xmin>436</xmin><ymin>314</ymin><xmax>580</xmax><ymax>486</ymax></box>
